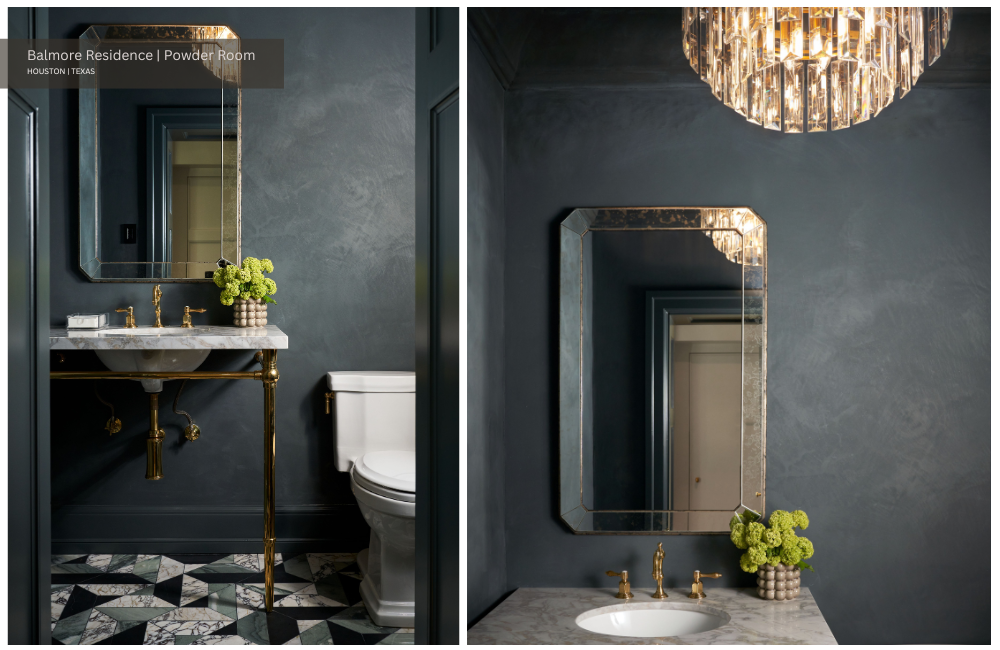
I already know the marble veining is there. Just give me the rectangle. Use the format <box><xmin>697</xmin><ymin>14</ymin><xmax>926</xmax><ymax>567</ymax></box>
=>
<box><xmin>51</xmin><ymin>552</ymin><xmax>413</xmax><ymax>645</ymax></box>
<box><xmin>50</xmin><ymin>325</ymin><xmax>289</xmax><ymax>350</ymax></box>
<box><xmin>468</xmin><ymin>587</ymin><xmax>837</xmax><ymax>645</ymax></box>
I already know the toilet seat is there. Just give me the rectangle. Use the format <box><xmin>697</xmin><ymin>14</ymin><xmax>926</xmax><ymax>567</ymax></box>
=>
<box><xmin>353</xmin><ymin>450</ymin><xmax>415</xmax><ymax>503</ymax></box>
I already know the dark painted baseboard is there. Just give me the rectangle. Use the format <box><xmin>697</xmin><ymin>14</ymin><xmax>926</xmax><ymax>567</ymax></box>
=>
<box><xmin>51</xmin><ymin>503</ymin><xmax>370</xmax><ymax>554</ymax></box>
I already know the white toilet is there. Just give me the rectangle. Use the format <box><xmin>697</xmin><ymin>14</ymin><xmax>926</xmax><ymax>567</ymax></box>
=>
<box><xmin>328</xmin><ymin>371</ymin><xmax>415</xmax><ymax>628</ymax></box>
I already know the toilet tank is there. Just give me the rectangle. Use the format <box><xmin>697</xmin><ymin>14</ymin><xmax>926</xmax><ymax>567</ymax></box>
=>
<box><xmin>328</xmin><ymin>371</ymin><xmax>415</xmax><ymax>472</ymax></box>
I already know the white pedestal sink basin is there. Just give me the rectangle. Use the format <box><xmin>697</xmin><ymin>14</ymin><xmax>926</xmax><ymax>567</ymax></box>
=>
<box><xmin>94</xmin><ymin>348</ymin><xmax>210</xmax><ymax>392</ymax></box>
<box><xmin>576</xmin><ymin>603</ymin><xmax>729</xmax><ymax>638</ymax></box>
<box><xmin>93</xmin><ymin>327</ymin><xmax>210</xmax><ymax>392</ymax></box>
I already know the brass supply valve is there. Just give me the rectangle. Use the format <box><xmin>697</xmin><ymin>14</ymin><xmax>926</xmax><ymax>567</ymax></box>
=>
<box><xmin>184</xmin><ymin>423</ymin><xmax>201</xmax><ymax>441</ymax></box>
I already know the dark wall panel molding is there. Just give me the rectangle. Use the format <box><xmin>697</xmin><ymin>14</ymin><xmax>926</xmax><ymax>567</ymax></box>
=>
<box><xmin>467</xmin><ymin>33</ymin><xmax>509</xmax><ymax>627</ymax></box>
<box><xmin>8</xmin><ymin>7</ymin><xmax>51</xmax><ymax>644</ymax></box>
<box><xmin>416</xmin><ymin>7</ymin><xmax>460</xmax><ymax>644</ymax></box>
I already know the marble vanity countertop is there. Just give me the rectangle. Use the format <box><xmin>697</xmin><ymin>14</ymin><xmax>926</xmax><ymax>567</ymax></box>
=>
<box><xmin>50</xmin><ymin>325</ymin><xmax>288</xmax><ymax>350</ymax></box>
<box><xmin>468</xmin><ymin>587</ymin><xmax>836</xmax><ymax>645</ymax></box>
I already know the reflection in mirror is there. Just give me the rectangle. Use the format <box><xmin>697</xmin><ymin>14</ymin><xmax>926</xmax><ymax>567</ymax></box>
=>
<box><xmin>79</xmin><ymin>25</ymin><xmax>240</xmax><ymax>281</ymax></box>
<box><xmin>560</xmin><ymin>208</ymin><xmax>766</xmax><ymax>534</ymax></box>
<box><xmin>152</xmin><ymin>109</ymin><xmax>230</xmax><ymax>279</ymax></box>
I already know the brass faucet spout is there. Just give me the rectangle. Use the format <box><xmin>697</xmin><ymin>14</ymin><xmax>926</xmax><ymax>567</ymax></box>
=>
<box><xmin>152</xmin><ymin>284</ymin><xmax>163</xmax><ymax>327</ymax></box>
<box><xmin>652</xmin><ymin>542</ymin><xmax>667</xmax><ymax>599</ymax></box>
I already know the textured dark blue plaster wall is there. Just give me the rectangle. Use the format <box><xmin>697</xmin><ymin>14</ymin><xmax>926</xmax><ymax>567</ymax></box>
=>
<box><xmin>499</xmin><ymin>62</ymin><xmax>989</xmax><ymax>647</ymax></box>
<box><xmin>48</xmin><ymin>8</ymin><xmax>415</xmax><ymax>548</ymax></box>
<box><xmin>467</xmin><ymin>38</ymin><xmax>508</xmax><ymax>625</ymax></box>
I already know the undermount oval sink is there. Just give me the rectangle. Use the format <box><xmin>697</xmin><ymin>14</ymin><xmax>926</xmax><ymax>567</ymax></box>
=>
<box><xmin>575</xmin><ymin>603</ymin><xmax>729</xmax><ymax>638</ymax></box>
<box><xmin>94</xmin><ymin>348</ymin><xmax>211</xmax><ymax>393</ymax></box>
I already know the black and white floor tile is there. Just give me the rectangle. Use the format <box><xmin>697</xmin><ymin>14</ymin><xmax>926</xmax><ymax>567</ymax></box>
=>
<box><xmin>51</xmin><ymin>553</ymin><xmax>413</xmax><ymax>645</ymax></box>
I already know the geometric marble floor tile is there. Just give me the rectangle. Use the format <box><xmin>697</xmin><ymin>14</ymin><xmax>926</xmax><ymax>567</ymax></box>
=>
<box><xmin>50</xmin><ymin>554</ymin><xmax>414</xmax><ymax>645</ymax></box>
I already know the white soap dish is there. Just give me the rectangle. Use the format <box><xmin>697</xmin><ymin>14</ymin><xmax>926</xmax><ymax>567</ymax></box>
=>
<box><xmin>67</xmin><ymin>313</ymin><xmax>108</xmax><ymax>329</ymax></box>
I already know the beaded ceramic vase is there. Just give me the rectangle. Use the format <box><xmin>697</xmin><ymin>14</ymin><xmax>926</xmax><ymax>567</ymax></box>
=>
<box><xmin>232</xmin><ymin>297</ymin><xmax>268</xmax><ymax>327</ymax></box>
<box><xmin>756</xmin><ymin>563</ymin><xmax>801</xmax><ymax>600</ymax></box>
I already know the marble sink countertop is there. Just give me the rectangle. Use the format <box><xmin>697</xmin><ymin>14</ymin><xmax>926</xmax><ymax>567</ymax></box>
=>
<box><xmin>468</xmin><ymin>587</ymin><xmax>837</xmax><ymax>645</ymax></box>
<box><xmin>50</xmin><ymin>324</ymin><xmax>288</xmax><ymax>350</ymax></box>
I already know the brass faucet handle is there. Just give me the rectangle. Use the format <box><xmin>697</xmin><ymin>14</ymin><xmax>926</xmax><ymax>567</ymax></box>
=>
<box><xmin>606</xmin><ymin>570</ymin><xmax>633</xmax><ymax>600</ymax></box>
<box><xmin>115</xmin><ymin>307</ymin><xmax>137</xmax><ymax>328</ymax></box>
<box><xmin>181</xmin><ymin>306</ymin><xmax>207</xmax><ymax>328</ymax></box>
<box><xmin>688</xmin><ymin>570</ymin><xmax>722</xmax><ymax>599</ymax></box>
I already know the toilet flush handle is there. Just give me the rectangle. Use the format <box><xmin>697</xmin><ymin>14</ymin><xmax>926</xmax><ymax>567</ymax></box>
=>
<box><xmin>325</xmin><ymin>392</ymin><xmax>336</xmax><ymax>414</ymax></box>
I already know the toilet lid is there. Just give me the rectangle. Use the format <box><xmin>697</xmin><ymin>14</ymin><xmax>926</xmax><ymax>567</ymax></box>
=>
<box><xmin>354</xmin><ymin>451</ymin><xmax>416</xmax><ymax>499</ymax></box>
<box><xmin>327</xmin><ymin>371</ymin><xmax>415</xmax><ymax>392</ymax></box>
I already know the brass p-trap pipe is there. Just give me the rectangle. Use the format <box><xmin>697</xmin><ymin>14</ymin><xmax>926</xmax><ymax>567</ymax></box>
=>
<box><xmin>51</xmin><ymin>367</ymin><xmax>265</xmax><ymax>482</ymax></box>
<box><xmin>146</xmin><ymin>393</ymin><xmax>165</xmax><ymax>480</ymax></box>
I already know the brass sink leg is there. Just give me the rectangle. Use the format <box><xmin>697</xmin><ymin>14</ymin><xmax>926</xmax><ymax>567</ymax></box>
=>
<box><xmin>262</xmin><ymin>349</ymin><xmax>279</xmax><ymax>611</ymax></box>
<box><xmin>145</xmin><ymin>393</ymin><xmax>165</xmax><ymax>480</ymax></box>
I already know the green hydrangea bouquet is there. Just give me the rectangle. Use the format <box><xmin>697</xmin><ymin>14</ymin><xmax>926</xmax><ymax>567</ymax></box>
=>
<box><xmin>730</xmin><ymin>509</ymin><xmax>815</xmax><ymax>573</ymax></box>
<box><xmin>212</xmin><ymin>257</ymin><xmax>277</xmax><ymax>306</ymax></box>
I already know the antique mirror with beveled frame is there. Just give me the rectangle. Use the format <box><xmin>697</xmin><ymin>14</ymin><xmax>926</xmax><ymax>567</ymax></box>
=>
<box><xmin>559</xmin><ymin>207</ymin><xmax>766</xmax><ymax>534</ymax></box>
<box><xmin>79</xmin><ymin>25</ymin><xmax>241</xmax><ymax>281</ymax></box>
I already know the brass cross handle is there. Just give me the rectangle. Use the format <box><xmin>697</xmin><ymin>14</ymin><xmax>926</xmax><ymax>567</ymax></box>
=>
<box><xmin>181</xmin><ymin>306</ymin><xmax>207</xmax><ymax>328</ymax></box>
<box><xmin>606</xmin><ymin>570</ymin><xmax>633</xmax><ymax>600</ymax></box>
<box><xmin>115</xmin><ymin>307</ymin><xmax>137</xmax><ymax>328</ymax></box>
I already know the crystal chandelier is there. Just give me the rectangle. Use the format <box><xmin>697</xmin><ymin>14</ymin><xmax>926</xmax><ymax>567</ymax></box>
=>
<box><xmin>702</xmin><ymin>208</ymin><xmax>764</xmax><ymax>266</ymax></box>
<box><xmin>682</xmin><ymin>8</ymin><xmax>951</xmax><ymax>132</ymax></box>
<box><xmin>189</xmin><ymin>26</ymin><xmax>241</xmax><ymax>84</ymax></box>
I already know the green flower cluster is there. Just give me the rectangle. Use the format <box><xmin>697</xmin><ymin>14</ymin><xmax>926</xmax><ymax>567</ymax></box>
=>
<box><xmin>729</xmin><ymin>508</ymin><xmax>814</xmax><ymax>574</ymax></box>
<box><xmin>213</xmin><ymin>257</ymin><xmax>278</xmax><ymax>306</ymax></box>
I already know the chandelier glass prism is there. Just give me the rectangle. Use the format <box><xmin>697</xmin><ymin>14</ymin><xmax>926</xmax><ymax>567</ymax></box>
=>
<box><xmin>682</xmin><ymin>8</ymin><xmax>951</xmax><ymax>132</ymax></box>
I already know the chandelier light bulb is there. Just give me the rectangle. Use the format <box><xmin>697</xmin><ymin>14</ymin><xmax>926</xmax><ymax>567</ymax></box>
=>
<box><xmin>682</xmin><ymin>7</ymin><xmax>951</xmax><ymax>132</ymax></box>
